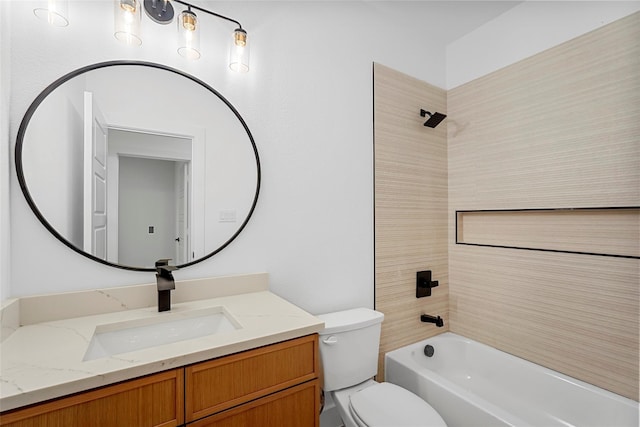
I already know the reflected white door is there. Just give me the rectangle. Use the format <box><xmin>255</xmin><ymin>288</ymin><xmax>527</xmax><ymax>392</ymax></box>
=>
<box><xmin>83</xmin><ymin>91</ymin><xmax>108</xmax><ymax>260</ymax></box>
<box><xmin>175</xmin><ymin>161</ymin><xmax>190</xmax><ymax>264</ymax></box>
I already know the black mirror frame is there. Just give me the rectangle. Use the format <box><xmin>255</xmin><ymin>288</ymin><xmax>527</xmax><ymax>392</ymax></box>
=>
<box><xmin>15</xmin><ymin>60</ymin><xmax>261</xmax><ymax>272</ymax></box>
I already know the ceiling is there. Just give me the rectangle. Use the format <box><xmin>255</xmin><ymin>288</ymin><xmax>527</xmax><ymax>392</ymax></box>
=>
<box><xmin>193</xmin><ymin>1</ymin><xmax>525</xmax><ymax>46</ymax></box>
<box><xmin>360</xmin><ymin>1</ymin><xmax>525</xmax><ymax>45</ymax></box>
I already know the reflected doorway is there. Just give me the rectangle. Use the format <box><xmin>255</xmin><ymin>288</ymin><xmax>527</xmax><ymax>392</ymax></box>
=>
<box><xmin>107</xmin><ymin>129</ymin><xmax>193</xmax><ymax>267</ymax></box>
<box><xmin>118</xmin><ymin>156</ymin><xmax>189</xmax><ymax>266</ymax></box>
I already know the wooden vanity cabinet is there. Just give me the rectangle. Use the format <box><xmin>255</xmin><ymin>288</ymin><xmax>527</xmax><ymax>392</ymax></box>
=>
<box><xmin>0</xmin><ymin>334</ymin><xmax>320</xmax><ymax>427</ymax></box>
<box><xmin>185</xmin><ymin>334</ymin><xmax>320</xmax><ymax>426</ymax></box>
<box><xmin>0</xmin><ymin>369</ymin><xmax>184</xmax><ymax>427</ymax></box>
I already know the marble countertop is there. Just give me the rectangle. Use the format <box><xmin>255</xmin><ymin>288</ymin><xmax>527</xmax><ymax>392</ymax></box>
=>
<box><xmin>0</xmin><ymin>274</ymin><xmax>324</xmax><ymax>412</ymax></box>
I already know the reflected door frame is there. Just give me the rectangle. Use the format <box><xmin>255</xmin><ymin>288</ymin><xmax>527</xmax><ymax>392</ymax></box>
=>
<box><xmin>83</xmin><ymin>92</ymin><xmax>109</xmax><ymax>259</ymax></box>
<box><xmin>104</xmin><ymin>116</ymin><xmax>205</xmax><ymax>266</ymax></box>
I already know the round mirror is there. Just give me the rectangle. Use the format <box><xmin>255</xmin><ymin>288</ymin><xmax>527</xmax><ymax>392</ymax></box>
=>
<box><xmin>16</xmin><ymin>61</ymin><xmax>260</xmax><ymax>271</ymax></box>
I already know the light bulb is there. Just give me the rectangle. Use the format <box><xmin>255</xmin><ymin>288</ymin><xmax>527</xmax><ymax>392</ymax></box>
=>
<box><xmin>33</xmin><ymin>0</ymin><xmax>69</xmax><ymax>27</ymax></box>
<box><xmin>229</xmin><ymin>28</ymin><xmax>250</xmax><ymax>73</ymax></box>
<box><xmin>114</xmin><ymin>0</ymin><xmax>142</xmax><ymax>46</ymax></box>
<box><xmin>177</xmin><ymin>9</ymin><xmax>201</xmax><ymax>60</ymax></box>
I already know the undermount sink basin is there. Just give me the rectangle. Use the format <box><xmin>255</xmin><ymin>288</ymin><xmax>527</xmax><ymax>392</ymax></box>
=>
<box><xmin>83</xmin><ymin>307</ymin><xmax>239</xmax><ymax>361</ymax></box>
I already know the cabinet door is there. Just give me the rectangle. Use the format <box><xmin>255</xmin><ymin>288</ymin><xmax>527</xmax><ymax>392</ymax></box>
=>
<box><xmin>0</xmin><ymin>369</ymin><xmax>184</xmax><ymax>427</ymax></box>
<box><xmin>188</xmin><ymin>380</ymin><xmax>320</xmax><ymax>427</ymax></box>
<box><xmin>185</xmin><ymin>335</ymin><xmax>319</xmax><ymax>422</ymax></box>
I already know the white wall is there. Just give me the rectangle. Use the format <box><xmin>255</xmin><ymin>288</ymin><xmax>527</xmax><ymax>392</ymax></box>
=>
<box><xmin>118</xmin><ymin>156</ymin><xmax>176</xmax><ymax>266</ymax></box>
<box><xmin>4</xmin><ymin>1</ymin><xmax>637</xmax><ymax>315</ymax></box>
<box><xmin>5</xmin><ymin>1</ymin><xmax>453</xmax><ymax>314</ymax></box>
<box><xmin>20</xmin><ymin>77</ymin><xmax>85</xmax><ymax>246</ymax></box>
<box><xmin>0</xmin><ymin>1</ymin><xmax>11</xmax><ymax>303</ymax></box>
<box><xmin>446</xmin><ymin>1</ymin><xmax>640</xmax><ymax>89</ymax></box>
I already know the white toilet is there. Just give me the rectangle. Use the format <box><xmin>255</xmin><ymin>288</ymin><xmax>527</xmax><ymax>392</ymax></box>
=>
<box><xmin>317</xmin><ymin>308</ymin><xmax>447</xmax><ymax>427</ymax></box>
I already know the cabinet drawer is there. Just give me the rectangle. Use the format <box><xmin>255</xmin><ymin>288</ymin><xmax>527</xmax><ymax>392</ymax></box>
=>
<box><xmin>185</xmin><ymin>335</ymin><xmax>319</xmax><ymax>422</ymax></box>
<box><xmin>188</xmin><ymin>380</ymin><xmax>320</xmax><ymax>427</ymax></box>
<box><xmin>0</xmin><ymin>369</ymin><xmax>184</xmax><ymax>427</ymax></box>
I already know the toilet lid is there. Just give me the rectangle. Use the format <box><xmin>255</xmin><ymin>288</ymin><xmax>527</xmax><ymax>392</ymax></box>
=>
<box><xmin>349</xmin><ymin>382</ymin><xmax>447</xmax><ymax>427</ymax></box>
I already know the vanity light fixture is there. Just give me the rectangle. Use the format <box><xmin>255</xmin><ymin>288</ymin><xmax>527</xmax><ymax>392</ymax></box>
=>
<box><xmin>115</xmin><ymin>0</ymin><xmax>250</xmax><ymax>72</ymax></box>
<box><xmin>35</xmin><ymin>0</ymin><xmax>249</xmax><ymax>71</ymax></box>
<box><xmin>33</xmin><ymin>0</ymin><xmax>70</xmax><ymax>27</ymax></box>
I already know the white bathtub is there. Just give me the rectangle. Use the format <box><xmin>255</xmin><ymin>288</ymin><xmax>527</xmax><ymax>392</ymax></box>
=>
<box><xmin>385</xmin><ymin>332</ymin><xmax>639</xmax><ymax>427</ymax></box>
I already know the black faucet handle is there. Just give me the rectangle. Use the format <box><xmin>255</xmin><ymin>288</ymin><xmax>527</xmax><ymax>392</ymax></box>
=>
<box><xmin>156</xmin><ymin>258</ymin><xmax>172</xmax><ymax>268</ymax></box>
<box><xmin>416</xmin><ymin>270</ymin><xmax>439</xmax><ymax>298</ymax></box>
<box><xmin>155</xmin><ymin>258</ymin><xmax>178</xmax><ymax>272</ymax></box>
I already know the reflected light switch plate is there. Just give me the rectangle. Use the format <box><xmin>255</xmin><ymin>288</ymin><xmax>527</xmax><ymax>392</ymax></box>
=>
<box><xmin>219</xmin><ymin>210</ymin><xmax>237</xmax><ymax>223</ymax></box>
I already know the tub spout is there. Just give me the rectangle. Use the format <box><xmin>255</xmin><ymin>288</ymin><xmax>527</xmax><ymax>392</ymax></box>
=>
<box><xmin>421</xmin><ymin>314</ymin><xmax>444</xmax><ymax>327</ymax></box>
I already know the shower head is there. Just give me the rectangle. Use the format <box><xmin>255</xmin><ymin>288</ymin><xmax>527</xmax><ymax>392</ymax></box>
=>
<box><xmin>420</xmin><ymin>109</ymin><xmax>447</xmax><ymax>128</ymax></box>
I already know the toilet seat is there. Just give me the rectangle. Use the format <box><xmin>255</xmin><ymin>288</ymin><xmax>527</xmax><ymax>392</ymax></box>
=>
<box><xmin>348</xmin><ymin>382</ymin><xmax>447</xmax><ymax>427</ymax></box>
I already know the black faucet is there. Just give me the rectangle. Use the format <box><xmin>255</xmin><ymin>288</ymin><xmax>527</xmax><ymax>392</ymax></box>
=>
<box><xmin>420</xmin><ymin>314</ymin><xmax>444</xmax><ymax>327</ymax></box>
<box><xmin>156</xmin><ymin>259</ymin><xmax>178</xmax><ymax>312</ymax></box>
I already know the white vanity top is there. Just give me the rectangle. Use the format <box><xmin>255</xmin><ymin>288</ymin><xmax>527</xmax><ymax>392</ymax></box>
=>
<box><xmin>0</xmin><ymin>273</ymin><xmax>324</xmax><ymax>412</ymax></box>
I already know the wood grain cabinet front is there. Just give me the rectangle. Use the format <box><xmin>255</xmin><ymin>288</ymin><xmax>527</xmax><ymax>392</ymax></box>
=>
<box><xmin>188</xmin><ymin>380</ymin><xmax>320</xmax><ymax>427</ymax></box>
<box><xmin>0</xmin><ymin>335</ymin><xmax>321</xmax><ymax>427</ymax></box>
<box><xmin>185</xmin><ymin>334</ymin><xmax>320</xmax><ymax>425</ymax></box>
<box><xmin>0</xmin><ymin>369</ymin><xmax>184</xmax><ymax>427</ymax></box>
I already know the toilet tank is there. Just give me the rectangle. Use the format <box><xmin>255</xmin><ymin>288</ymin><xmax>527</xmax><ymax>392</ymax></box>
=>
<box><xmin>317</xmin><ymin>308</ymin><xmax>384</xmax><ymax>392</ymax></box>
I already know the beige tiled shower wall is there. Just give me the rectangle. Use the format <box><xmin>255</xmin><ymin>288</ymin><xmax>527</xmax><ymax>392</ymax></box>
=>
<box><xmin>447</xmin><ymin>12</ymin><xmax>639</xmax><ymax>400</ymax></box>
<box><xmin>373</xmin><ymin>63</ymin><xmax>449</xmax><ymax>380</ymax></box>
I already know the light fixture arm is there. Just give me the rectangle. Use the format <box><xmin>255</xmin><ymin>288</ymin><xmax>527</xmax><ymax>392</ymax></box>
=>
<box><xmin>172</xmin><ymin>0</ymin><xmax>243</xmax><ymax>29</ymax></box>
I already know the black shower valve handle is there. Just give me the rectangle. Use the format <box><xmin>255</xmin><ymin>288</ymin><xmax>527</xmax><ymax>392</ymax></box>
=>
<box><xmin>416</xmin><ymin>270</ymin><xmax>439</xmax><ymax>298</ymax></box>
